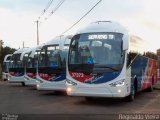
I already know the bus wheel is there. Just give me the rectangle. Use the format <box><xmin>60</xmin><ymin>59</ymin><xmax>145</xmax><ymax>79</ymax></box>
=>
<box><xmin>148</xmin><ymin>76</ymin><xmax>154</xmax><ymax>92</ymax></box>
<box><xmin>21</xmin><ymin>82</ymin><xmax>25</xmax><ymax>86</ymax></box>
<box><xmin>126</xmin><ymin>85</ymin><xmax>135</xmax><ymax>102</ymax></box>
<box><xmin>126</xmin><ymin>90</ymin><xmax>135</xmax><ymax>102</ymax></box>
<box><xmin>85</xmin><ymin>97</ymin><xmax>95</xmax><ymax>101</ymax></box>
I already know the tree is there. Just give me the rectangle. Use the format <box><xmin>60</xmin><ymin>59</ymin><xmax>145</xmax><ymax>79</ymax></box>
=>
<box><xmin>0</xmin><ymin>46</ymin><xmax>16</xmax><ymax>65</ymax></box>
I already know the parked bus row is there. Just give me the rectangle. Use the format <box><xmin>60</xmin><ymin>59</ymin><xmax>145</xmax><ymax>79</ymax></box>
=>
<box><xmin>2</xmin><ymin>21</ymin><xmax>158</xmax><ymax>101</ymax></box>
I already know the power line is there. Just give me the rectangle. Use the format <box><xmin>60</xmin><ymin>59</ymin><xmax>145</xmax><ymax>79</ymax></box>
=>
<box><xmin>44</xmin><ymin>0</ymin><xmax>66</xmax><ymax>21</ymax></box>
<box><xmin>35</xmin><ymin>0</ymin><xmax>65</xmax><ymax>45</ymax></box>
<box><xmin>61</xmin><ymin>0</ymin><xmax>102</xmax><ymax>35</ymax></box>
<box><xmin>38</xmin><ymin>0</ymin><xmax>54</xmax><ymax>20</ymax></box>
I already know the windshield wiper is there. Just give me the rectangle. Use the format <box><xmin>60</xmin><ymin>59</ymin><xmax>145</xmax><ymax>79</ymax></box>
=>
<box><xmin>94</xmin><ymin>66</ymin><xmax>119</xmax><ymax>71</ymax></box>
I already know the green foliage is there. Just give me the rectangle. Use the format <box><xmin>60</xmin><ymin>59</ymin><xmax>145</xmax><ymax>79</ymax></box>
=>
<box><xmin>0</xmin><ymin>46</ymin><xmax>16</xmax><ymax>64</ymax></box>
<box><xmin>145</xmin><ymin>52</ymin><xmax>158</xmax><ymax>60</ymax></box>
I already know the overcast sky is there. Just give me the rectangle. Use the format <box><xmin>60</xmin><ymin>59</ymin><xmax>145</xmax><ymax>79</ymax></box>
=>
<box><xmin>0</xmin><ymin>0</ymin><xmax>160</xmax><ymax>52</ymax></box>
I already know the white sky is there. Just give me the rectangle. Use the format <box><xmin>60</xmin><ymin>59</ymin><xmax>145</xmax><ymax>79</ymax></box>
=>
<box><xmin>0</xmin><ymin>0</ymin><xmax>160</xmax><ymax>52</ymax></box>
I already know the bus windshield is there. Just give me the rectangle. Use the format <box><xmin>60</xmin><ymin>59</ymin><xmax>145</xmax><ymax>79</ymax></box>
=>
<box><xmin>23</xmin><ymin>53</ymin><xmax>29</xmax><ymax>67</ymax></box>
<box><xmin>68</xmin><ymin>33</ymin><xmax>124</xmax><ymax>73</ymax></box>
<box><xmin>2</xmin><ymin>62</ymin><xmax>10</xmax><ymax>72</ymax></box>
<box><xmin>26</xmin><ymin>50</ymin><xmax>40</xmax><ymax>68</ymax></box>
<box><xmin>2</xmin><ymin>56</ymin><xmax>11</xmax><ymax>72</ymax></box>
<box><xmin>10</xmin><ymin>53</ymin><xmax>22</xmax><ymax>68</ymax></box>
<box><xmin>39</xmin><ymin>45</ymin><xmax>68</xmax><ymax>68</ymax></box>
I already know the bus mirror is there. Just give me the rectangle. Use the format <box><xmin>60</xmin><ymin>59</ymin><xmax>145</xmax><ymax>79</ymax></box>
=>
<box><xmin>123</xmin><ymin>35</ymin><xmax>129</xmax><ymax>50</ymax></box>
<box><xmin>123</xmin><ymin>45</ymin><xmax>128</xmax><ymax>50</ymax></box>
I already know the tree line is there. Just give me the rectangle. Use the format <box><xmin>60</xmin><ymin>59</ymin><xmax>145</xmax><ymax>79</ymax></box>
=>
<box><xmin>0</xmin><ymin>45</ymin><xmax>16</xmax><ymax>65</ymax></box>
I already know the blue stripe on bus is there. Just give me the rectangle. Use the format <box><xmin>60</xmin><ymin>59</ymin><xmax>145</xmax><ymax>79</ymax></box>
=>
<box><xmin>85</xmin><ymin>72</ymin><xmax>121</xmax><ymax>84</ymax></box>
<box><xmin>48</xmin><ymin>74</ymin><xmax>66</xmax><ymax>82</ymax></box>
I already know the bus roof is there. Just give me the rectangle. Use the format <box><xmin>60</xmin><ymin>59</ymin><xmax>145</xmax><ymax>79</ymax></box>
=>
<box><xmin>20</xmin><ymin>48</ymin><xmax>33</xmax><ymax>60</ymax></box>
<box><xmin>76</xmin><ymin>21</ymin><xmax>128</xmax><ymax>35</ymax></box>
<box><xmin>43</xmin><ymin>35</ymin><xmax>72</xmax><ymax>49</ymax></box>
<box><xmin>13</xmin><ymin>48</ymin><xmax>31</xmax><ymax>54</ymax></box>
<box><xmin>29</xmin><ymin>45</ymin><xmax>44</xmax><ymax>58</ymax></box>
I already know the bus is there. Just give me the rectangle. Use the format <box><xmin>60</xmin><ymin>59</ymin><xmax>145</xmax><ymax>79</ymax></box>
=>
<box><xmin>36</xmin><ymin>35</ymin><xmax>72</xmax><ymax>91</ymax></box>
<box><xmin>2</xmin><ymin>54</ymin><xmax>12</xmax><ymax>81</ymax></box>
<box><xmin>24</xmin><ymin>46</ymin><xmax>42</xmax><ymax>86</ymax></box>
<box><xmin>8</xmin><ymin>48</ymin><xmax>31</xmax><ymax>86</ymax></box>
<box><xmin>66</xmin><ymin>21</ymin><xmax>158</xmax><ymax>101</ymax></box>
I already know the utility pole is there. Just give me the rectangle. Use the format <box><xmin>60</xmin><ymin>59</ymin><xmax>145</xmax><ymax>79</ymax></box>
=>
<box><xmin>23</xmin><ymin>41</ymin><xmax>24</xmax><ymax>48</ymax></box>
<box><xmin>36</xmin><ymin>20</ymin><xmax>40</xmax><ymax>46</ymax></box>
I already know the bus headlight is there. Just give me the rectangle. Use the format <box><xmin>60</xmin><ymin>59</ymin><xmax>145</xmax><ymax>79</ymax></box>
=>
<box><xmin>37</xmin><ymin>84</ymin><xmax>40</xmax><ymax>88</ymax></box>
<box><xmin>66</xmin><ymin>87</ymin><xmax>72</xmax><ymax>93</ymax></box>
<box><xmin>109</xmin><ymin>79</ymin><xmax>125</xmax><ymax>87</ymax></box>
<box><xmin>8</xmin><ymin>75</ymin><xmax>11</xmax><ymax>80</ymax></box>
<box><xmin>66</xmin><ymin>79</ymin><xmax>77</xmax><ymax>86</ymax></box>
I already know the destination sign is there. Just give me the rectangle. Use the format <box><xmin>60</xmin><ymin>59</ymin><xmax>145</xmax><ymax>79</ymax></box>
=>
<box><xmin>88</xmin><ymin>34</ymin><xmax>114</xmax><ymax>40</ymax></box>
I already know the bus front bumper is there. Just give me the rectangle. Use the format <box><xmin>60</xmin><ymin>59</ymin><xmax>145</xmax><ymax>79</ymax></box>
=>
<box><xmin>66</xmin><ymin>86</ymin><xmax>129</xmax><ymax>98</ymax></box>
<box><xmin>8</xmin><ymin>75</ymin><xmax>25</xmax><ymax>83</ymax></box>
<box><xmin>36</xmin><ymin>80</ymin><xmax>66</xmax><ymax>91</ymax></box>
<box><xmin>2</xmin><ymin>72</ymin><xmax>8</xmax><ymax>80</ymax></box>
<box><xmin>24</xmin><ymin>76</ymin><xmax>37</xmax><ymax>86</ymax></box>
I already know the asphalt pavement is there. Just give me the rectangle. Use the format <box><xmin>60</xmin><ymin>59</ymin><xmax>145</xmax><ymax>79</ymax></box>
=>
<box><xmin>0</xmin><ymin>80</ymin><xmax>160</xmax><ymax>120</ymax></box>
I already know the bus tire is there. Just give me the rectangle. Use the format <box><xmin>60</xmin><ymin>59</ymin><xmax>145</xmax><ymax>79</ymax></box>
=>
<box><xmin>148</xmin><ymin>77</ymin><xmax>154</xmax><ymax>92</ymax></box>
<box><xmin>126</xmin><ymin>79</ymin><xmax>137</xmax><ymax>102</ymax></box>
<box><xmin>126</xmin><ymin>88</ymin><xmax>135</xmax><ymax>102</ymax></box>
<box><xmin>85</xmin><ymin>97</ymin><xmax>95</xmax><ymax>101</ymax></box>
<box><xmin>21</xmin><ymin>82</ymin><xmax>25</xmax><ymax>86</ymax></box>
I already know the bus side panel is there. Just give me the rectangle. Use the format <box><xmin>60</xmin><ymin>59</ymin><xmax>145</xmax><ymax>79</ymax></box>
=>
<box><xmin>130</xmin><ymin>56</ymin><xmax>158</xmax><ymax>92</ymax></box>
<box><xmin>9</xmin><ymin>68</ymin><xmax>25</xmax><ymax>77</ymax></box>
<box><xmin>26</xmin><ymin>68</ymin><xmax>37</xmax><ymax>79</ymax></box>
<box><xmin>38</xmin><ymin>67</ymin><xmax>66</xmax><ymax>81</ymax></box>
<box><xmin>141</xmin><ymin>58</ymin><xmax>158</xmax><ymax>90</ymax></box>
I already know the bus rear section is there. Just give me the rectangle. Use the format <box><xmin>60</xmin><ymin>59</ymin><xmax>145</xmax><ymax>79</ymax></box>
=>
<box><xmin>66</xmin><ymin>21</ymin><xmax>158</xmax><ymax>101</ymax></box>
<box><xmin>24</xmin><ymin>47</ymin><xmax>41</xmax><ymax>86</ymax></box>
<box><xmin>2</xmin><ymin>54</ymin><xmax>12</xmax><ymax>81</ymax></box>
<box><xmin>128</xmin><ymin>54</ymin><xmax>158</xmax><ymax>93</ymax></box>
<box><xmin>36</xmin><ymin>35</ymin><xmax>71</xmax><ymax>91</ymax></box>
<box><xmin>8</xmin><ymin>48</ymin><xmax>31</xmax><ymax>86</ymax></box>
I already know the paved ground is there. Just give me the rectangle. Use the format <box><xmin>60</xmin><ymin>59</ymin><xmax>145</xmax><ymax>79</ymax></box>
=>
<box><xmin>0</xmin><ymin>80</ymin><xmax>160</xmax><ymax>120</ymax></box>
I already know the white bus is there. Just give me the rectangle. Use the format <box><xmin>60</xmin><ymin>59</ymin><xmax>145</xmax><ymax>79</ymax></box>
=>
<box><xmin>24</xmin><ymin>46</ymin><xmax>42</xmax><ymax>86</ymax></box>
<box><xmin>66</xmin><ymin>21</ymin><xmax>158</xmax><ymax>101</ymax></box>
<box><xmin>36</xmin><ymin>35</ymin><xmax>72</xmax><ymax>91</ymax></box>
<box><xmin>2</xmin><ymin>54</ymin><xmax>12</xmax><ymax>81</ymax></box>
<box><xmin>8</xmin><ymin>48</ymin><xmax>32</xmax><ymax>86</ymax></box>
